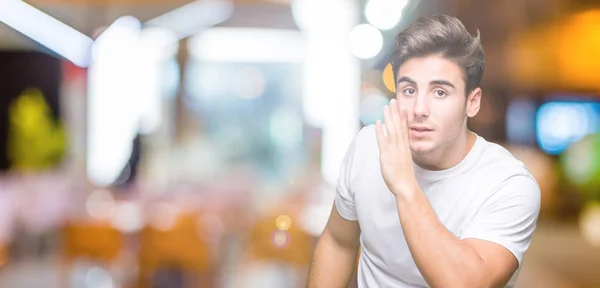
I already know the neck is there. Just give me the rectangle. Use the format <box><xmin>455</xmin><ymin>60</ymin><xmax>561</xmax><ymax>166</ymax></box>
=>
<box><xmin>412</xmin><ymin>129</ymin><xmax>476</xmax><ymax>171</ymax></box>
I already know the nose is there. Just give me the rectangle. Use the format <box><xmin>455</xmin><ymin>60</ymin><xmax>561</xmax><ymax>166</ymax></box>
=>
<box><xmin>413</xmin><ymin>94</ymin><xmax>430</xmax><ymax>119</ymax></box>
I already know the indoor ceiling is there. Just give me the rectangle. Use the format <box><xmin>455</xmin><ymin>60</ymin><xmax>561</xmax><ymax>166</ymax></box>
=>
<box><xmin>0</xmin><ymin>0</ymin><xmax>296</xmax><ymax>50</ymax></box>
<box><xmin>3</xmin><ymin>0</ymin><xmax>597</xmax><ymax>91</ymax></box>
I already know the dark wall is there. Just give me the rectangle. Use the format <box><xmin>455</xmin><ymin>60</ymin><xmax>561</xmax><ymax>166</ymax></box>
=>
<box><xmin>0</xmin><ymin>51</ymin><xmax>61</xmax><ymax>170</ymax></box>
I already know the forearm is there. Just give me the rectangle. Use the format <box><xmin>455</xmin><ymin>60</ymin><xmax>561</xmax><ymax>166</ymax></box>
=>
<box><xmin>395</xmin><ymin>189</ymin><xmax>485</xmax><ymax>287</ymax></box>
<box><xmin>307</xmin><ymin>232</ymin><xmax>359</xmax><ymax>288</ymax></box>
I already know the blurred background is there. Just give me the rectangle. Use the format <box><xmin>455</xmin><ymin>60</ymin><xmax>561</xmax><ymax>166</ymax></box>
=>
<box><xmin>0</xmin><ymin>0</ymin><xmax>599</xmax><ymax>287</ymax></box>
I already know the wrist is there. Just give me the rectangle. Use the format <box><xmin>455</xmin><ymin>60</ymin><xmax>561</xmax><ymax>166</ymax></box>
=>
<box><xmin>392</xmin><ymin>181</ymin><xmax>421</xmax><ymax>201</ymax></box>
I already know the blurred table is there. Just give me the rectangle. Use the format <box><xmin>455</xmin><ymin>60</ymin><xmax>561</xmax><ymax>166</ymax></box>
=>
<box><xmin>516</xmin><ymin>221</ymin><xmax>600</xmax><ymax>288</ymax></box>
<box><xmin>0</xmin><ymin>221</ymin><xmax>599</xmax><ymax>288</ymax></box>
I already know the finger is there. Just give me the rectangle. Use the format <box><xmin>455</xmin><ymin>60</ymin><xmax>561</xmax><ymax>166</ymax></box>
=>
<box><xmin>383</xmin><ymin>105</ymin><xmax>397</xmax><ymax>143</ymax></box>
<box><xmin>375</xmin><ymin>120</ymin><xmax>387</xmax><ymax>151</ymax></box>
<box><xmin>390</xmin><ymin>99</ymin><xmax>402</xmax><ymax>136</ymax></box>
<box><xmin>398</xmin><ymin>105</ymin><xmax>410</xmax><ymax>144</ymax></box>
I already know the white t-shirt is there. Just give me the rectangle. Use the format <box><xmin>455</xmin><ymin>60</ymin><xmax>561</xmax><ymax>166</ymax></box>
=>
<box><xmin>335</xmin><ymin>125</ymin><xmax>541</xmax><ymax>288</ymax></box>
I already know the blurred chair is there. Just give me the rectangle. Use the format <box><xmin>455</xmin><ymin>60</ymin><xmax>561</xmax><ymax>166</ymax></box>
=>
<box><xmin>237</xmin><ymin>210</ymin><xmax>315</xmax><ymax>288</ymax></box>
<box><xmin>59</xmin><ymin>221</ymin><xmax>124</xmax><ymax>287</ymax></box>
<box><xmin>137</xmin><ymin>212</ymin><xmax>216</xmax><ymax>288</ymax></box>
<box><xmin>61</xmin><ymin>222</ymin><xmax>123</xmax><ymax>262</ymax></box>
<box><xmin>247</xmin><ymin>214</ymin><xmax>313</xmax><ymax>266</ymax></box>
<box><xmin>0</xmin><ymin>244</ymin><xmax>6</xmax><ymax>268</ymax></box>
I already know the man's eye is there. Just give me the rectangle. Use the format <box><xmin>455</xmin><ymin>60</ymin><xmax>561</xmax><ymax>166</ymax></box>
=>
<box><xmin>404</xmin><ymin>88</ymin><xmax>416</xmax><ymax>95</ymax></box>
<box><xmin>435</xmin><ymin>90</ymin><xmax>447</xmax><ymax>97</ymax></box>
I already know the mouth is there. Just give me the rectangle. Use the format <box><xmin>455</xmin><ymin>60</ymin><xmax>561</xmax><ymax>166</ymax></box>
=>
<box><xmin>409</xmin><ymin>127</ymin><xmax>433</xmax><ymax>132</ymax></box>
<box><xmin>409</xmin><ymin>127</ymin><xmax>433</xmax><ymax>137</ymax></box>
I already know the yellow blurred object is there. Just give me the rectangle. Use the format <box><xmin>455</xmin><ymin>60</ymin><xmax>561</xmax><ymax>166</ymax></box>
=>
<box><xmin>247</xmin><ymin>212</ymin><xmax>314</xmax><ymax>267</ymax></box>
<box><xmin>382</xmin><ymin>63</ymin><xmax>397</xmax><ymax>93</ymax></box>
<box><xmin>59</xmin><ymin>221</ymin><xmax>124</xmax><ymax>288</ymax></box>
<box><xmin>554</xmin><ymin>10</ymin><xmax>600</xmax><ymax>90</ymax></box>
<box><xmin>580</xmin><ymin>201</ymin><xmax>600</xmax><ymax>248</ymax></box>
<box><xmin>275</xmin><ymin>214</ymin><xmax>292</xmax><ymax>231</ymax></box>
<box><xmin>137</xmin><ymin>212</ymin><xmax>214</xmax><ymax>286</ymax></box>
<box><xmin>505</xmin><ymin>26</ymin><xmax>555</xmax><ymax>90</ymax></box>
<box><xmin>61</xmin><ymin>221</ymin><xmax>123</xmax><ymax>262</ymax></box>
<box><xmin>7</xmin><ymin>88</ymin><xmax>66</xmax><ymax>171</ymax></box>
<box><xmin>506</xmin><ymin>9</ymin><xmax>600</xmax><ymax>92</ymax></box>
<box><xmin>0</xmin><ymin>245</ymin><xmax>6</xmax><ymax>267</ymax></box>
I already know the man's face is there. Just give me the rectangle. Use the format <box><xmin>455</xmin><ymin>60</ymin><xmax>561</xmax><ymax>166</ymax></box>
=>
<box><xmin>395</xmin><ymin>55</ymin><xmax>481</xmax><ymax>154</ymax></box>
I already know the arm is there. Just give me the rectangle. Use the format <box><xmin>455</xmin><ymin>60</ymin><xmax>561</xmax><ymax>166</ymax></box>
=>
<box><xmin>308</xmin><ymin>125</ymin><xmax>364</xmax><ymax>287</ymax></box>
<box><xmin>395</xmin><ymin>187</ymin><xmax>520</xmax><ymax>288</ymax></box>
<box><xmin>307</xmin><ymin>204</ymin><xmax>361</xmax><ymax>288</ymax></box>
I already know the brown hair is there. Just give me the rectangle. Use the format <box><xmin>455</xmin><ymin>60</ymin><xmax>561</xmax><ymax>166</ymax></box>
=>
<box><xmin>390</xmin><ymin>14</ymin><xmax>485</xmax><ymax>94</ymax></box>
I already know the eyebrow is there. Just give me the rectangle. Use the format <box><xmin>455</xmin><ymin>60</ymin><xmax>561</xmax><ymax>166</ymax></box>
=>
<box><xmin>397</xmin><ymin>76</ymin><xmax>417</xmax><ymax>86</ymax></box>
<box><xmin>429</xmin><ymin>80</ymin><xmax>455</xmax><ymax>89</ymax></box>
<box><xmin>396</xmin><ymin>77</ymin><xmax>456</xmax><ymax>89</ymax></box>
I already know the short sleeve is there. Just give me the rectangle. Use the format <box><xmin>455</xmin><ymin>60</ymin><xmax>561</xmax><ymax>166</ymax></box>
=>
<box><xmin>461</xmin><ymin>175</ymin><xmax>541</xmax><ymax>266</ymax></box>
<box><xmin>334</xmin><ymin>136</ymin><xmax>359</xmax><ymax>221</ymax></box>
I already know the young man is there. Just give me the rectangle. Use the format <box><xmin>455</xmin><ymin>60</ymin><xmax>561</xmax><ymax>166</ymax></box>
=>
<box><xmin>307</xmin><ymin>14</ymin><xmax>540</xmax><ymax>288</ymax></box>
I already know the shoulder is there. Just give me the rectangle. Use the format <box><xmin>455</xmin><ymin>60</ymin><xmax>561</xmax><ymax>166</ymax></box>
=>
<box><xmin>343</xmin><ymin>125</ymin><xmax>381</xmax><ymax>182</ymax></box>
<box><xmin>473</xmin><ymin>138</ymin><xmax>541</xmax><ymax>207</ymax></box>
<box><xmin>356</xmin><ymin>124</ymin><xmax>377</xmax><ymax>145</ymax></box>
<box><xmin>349</xmin><ymin>125</ymin><xmax>379</xmax><ymax>159</ymax></box>
<box><xmin>476</xmin><ymin>138</ymin><xmax>533</xmax><ymax>178</ymax></box>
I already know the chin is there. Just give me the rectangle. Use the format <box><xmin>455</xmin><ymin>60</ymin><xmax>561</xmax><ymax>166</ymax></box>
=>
<box><xmin>409</xmin><ymin>141</ymin><xmax>437</xmax><ymax>154</ymax></box>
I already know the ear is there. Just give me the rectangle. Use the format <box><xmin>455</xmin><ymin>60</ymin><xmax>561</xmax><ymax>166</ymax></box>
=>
<box><xmin>466</xmin><ymin>87</ymin><xmax>482</xmax><ymax>118</ymax></box>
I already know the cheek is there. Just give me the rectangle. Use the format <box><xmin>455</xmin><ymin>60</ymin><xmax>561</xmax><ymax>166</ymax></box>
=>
<box><xmin>431</xmin><ymin>103</ymin><xmax>466</xmax><ymax>126</ymax></box>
